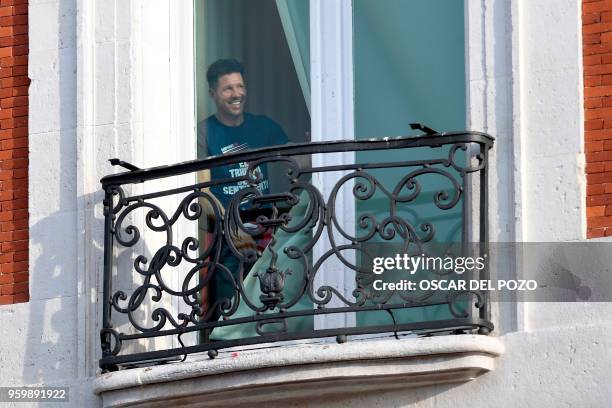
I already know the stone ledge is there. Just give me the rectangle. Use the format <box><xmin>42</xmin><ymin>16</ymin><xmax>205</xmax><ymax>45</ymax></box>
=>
<box><xmin>94</xmin><ymin>335</ymin><xmax>504</xmax><ymax>407</ymax></box>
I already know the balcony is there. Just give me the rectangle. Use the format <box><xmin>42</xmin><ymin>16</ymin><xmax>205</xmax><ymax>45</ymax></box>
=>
<box><xmin>98</xmin><ymin>130</ymin><xmax>495</xmax><ymax>373</ymax></box>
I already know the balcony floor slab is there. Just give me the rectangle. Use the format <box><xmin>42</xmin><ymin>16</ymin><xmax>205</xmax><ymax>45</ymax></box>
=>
<box><xmin>94</xmin><ymin>334</ymin><xmax>504</xmax><ymax>407</ymax></box>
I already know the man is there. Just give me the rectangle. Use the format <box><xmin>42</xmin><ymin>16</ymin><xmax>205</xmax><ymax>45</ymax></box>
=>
<box><xmin>198</xmin><ymin>58</ymin><xmax>288</xmax><ymax>209</ymax></box>
<box><xmin>197</xmin><ymin>58</ymin><xmax>288</xmax><ymax>321</ymax></box>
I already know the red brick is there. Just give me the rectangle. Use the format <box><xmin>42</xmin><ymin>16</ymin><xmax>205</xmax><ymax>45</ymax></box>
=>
<box><xmin>587</xmin><ymin>228</ymin><xmax>606</xmax><ymax>239</ymax></box>
<box><xmin>587</xmin><ymin>150</ymin><xmax>612</xmax><ymax>161</ymax></box>
<box><xmin>587</xmin><ymin>162</ymin><xmax>605</xmax><ymax>173</ymax></box>
<box><xmin>585</xmin><ymin>22</ymin><xmax>612</xmax><ymax>34</ymax></box>
<box><xmin>0</xmin><ymin>252</ymin><xmax>11</xmax><ymax>263</ymax></box>
<box><xmin>11</xmin><ymin>85</ymin><xmax>27</xmax><ymax>96</ymax></box>
<box><xmin>11</xmin><ymin>45</ymin><xmax>26</xmax><ymax>56</ymax></box>
<box><xmin>584</xmin><ymin>33</ymin><xmax>602</xmax><ymax>44</ymax></box>
<box><xmin>587</xmin><ymin>184</ymin><xmax>612</xmax><ymax>196</ymax></box>
<box><xmin>0</xmin><ymin>281</ymin><xmax>27</xmax><ymax>295</ymax></box>
<box><xmin>3</xmin><ymin>178</ymin><xmax>26</xmax><ymax>189</ymax></box>
<box><xmin>0</xmin><ymin>14</ymin><xmax>26</xmax><ymax>26</ymax></box>
<box><xmin>585</xmin><ymin>75</ymin><xmax>602</xmax><ymax>87</ymax></box>
<box><xmin>11</xmin><ymin>105</ymin><xmax>26</xmax><ymax>116</ymax></box>
<box><xmin>584</xmin><ymin>54</ymin><xmax>602</xmax><ymax>66</ymax></box>
<box><xmin>11</xmin><ymin>208</ymin><xmax>26</xmax><ymax>219</ymax></box>
<box><xmin>12</xmin><ymin>24</ymin><xmax>25</xmax><ymax>36</ymax></box>
<box><xmin>11</xmin><ymin>64</ymin><xmax>26</xmax><ymax>76</ymax></box>
<box><xmin>11</xmin><ymin>271</ymin><xmax>27</xmax><ymax>283</ymax></box>
<box><xmin>584</xmin><ymin>43</ymin><xmax>612</xmax><ymax>55</ymax></box>
<box><xmin>585</xmin><ymin>1</ymin><xmax>612</xmax><ymax>14</ymax></box>
<box><xmin>13</xmin><ymin>4</ymin><xmax>26</xmax><ymax>15</ymax></box>
<box><xmin>0</xmin><ymin>47</ymin><xmax>10</xmax><ymax>58</ymax></box>
<box><xmin>0</xmin><ymin>156</ymin><xmax>25</xmax><ymax>170</ymax></box>
<box><xmin>0</xmin><ymin>26</ymin><xmax>12</xmax><ymax>37</ymax></box>
<box><xmin>602</xmin><ymin>74</ymin><xmax>612</xmax><ymax>85</ymax></box>
<box><xmin>587</xmin><ymin>140</ymin><xmax>604</xmax><ymax>152</ymax></box>
<box><xmin>1</xmin><ymin>218</ymin><xmax>27</xmax><ymax>231</ymax></box>
<box><xmin>584</xmin><ymin>13</ymin><xmax>601</xmax><ymax>25</ymax></box>
<box><xmin>11</xmin><ymin>229</ymin><xmax>27</xmax><ymax>240</ymax></box>
<box><xmin>584</xmin><ymin>12</ymin><xmax>602</xmax><ymax>24</ymax></box>
<box><xmin>0</xmin><ymin>127</ymin><xmax>26</xmax><ymax>139</ymax></box>
<box><xmin>0</xmin><ymin>273</ymin><xmax>11</xmax><ymax>284</ymax></box>
<box><xmin>0</xmin><ymin>295</ymin><xmax>14</xmax><ymax>305</ymax></box>
<box><xmin>1</xmin><ymin>261</ymin><xmax>26</xmax><ymax>273</ymax></box>
<box><xmin>587</xmin><ymin>170</ymin><xmax>612</xmax><ymax>184</ymax></box>
<box><xmin>588</xmin><ymin>215</ymin><xmax>612</xmax><ymax>227</ymax></box>
<box><xmin>12</xmin><ymin>250</ymin><xmax>26</xmax><ymax>261</ymax></box>
<box><xmin>604</xmin><ymin>11</ymin><xmax>612</xmax><ymax>22</ymax></box>
<box><xmin>605</xmin><ymin>162</ymin><xmax>612</xmax><ymax>171</ymax></box>
<box><xmin>12</xmin><ymin>292</ymin><xmax>28</xmax><ymax>303</ymax></box>
<box><xmin>588</xmin><ymin>194</ymin><xmax>612</xmax><ymax>206</ymax></box>
<box><xmin>1</xmin><ymin>96</ymin><xmax>27</xmax><ymax>108</ymax></box>
<box><xmin>588</xmin><ymin>205</ymin><xmax>606</xmax><ymax>218</ymax></box>
<box><xmin>0</xmin><ymin>107</ymin><xmax>11</xmax><ymax>119</ymax></box>
<box><xmin>12</xmin><ymin>167</ymin><xmax>26</xmax><ymax>178</ymax></box>
<box><xmin>584</xmin><ymin>63</ymin><xmax>612</xmax><ymax>75</ymax></box>
<box><xmin>586</xmin><ymin>97</ymin><xmax>603</xmax><ymax>108</ymax></box>
<box><xmin>0</xmin><ymin>75</ymin><xmax>28</xmax><ymax>88</ymax></box>
<box><xmin>11</xmin><ymin>147</ymin><xmax>26</xmax><ymax>158</ymax></box>
<box><xmin>0</xmin><ymin>0</ymin><xmax>27</xmax><ymax>7</ymax></box>
<box><xmin>585</xmin><ymin>106</ymin><xmax>612</xmax><ymax>119</ymax></box>
<box><xmin>584</xmin><ymin>84</ymin><xmax>612</xmax><ymax>97</ymax></box>
<box><xmin>0</xmin><ymin>136</ymin><xmax>27</xmax><ymax>148</ymax></box>
<box><xmin>586</xmin><ymin>119</ymin><xmax>604</xmax><ymax>130</ymax></box>
<box><xmin>0</xmin><ymin>34</ymin><xmax>27</xmax><ymax>47</ymax></box>
<box><xmin>0</xmin><ymin>240</ymin><xmax>25</xmax><ymax>252</ymax></box>
<box><xmin>0</xmin><ymin>55</ymin><xmax>26</xmax><ymax>67</ymax></box>
<box><xmin>0</xmin><ymin>115</ymin><xmax>28</xmax><ymax>128</ymax></box>
<box><xmin>0</xmin><ymin>190</ymin><xmax>11</xmax><ymax>201</ymax></box>
<box><xmin>12</xmin><ymin>188</ymin><xmax>26</xmax><ymax>198</ymax></box>
<box><xmin>1</xmin><ymin>198</ymin><xmax>26</xmax><ymax>210</ymax></box>
<box><xmin>603</xmin><ymin>96</ymin><xmax>612</xmax><ymax>106</ymax></box>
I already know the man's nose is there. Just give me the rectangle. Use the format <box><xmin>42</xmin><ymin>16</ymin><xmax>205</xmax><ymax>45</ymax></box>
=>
<box><xmin>231</xmin><ymin>87</ymin><xmax>243</xmax><ymax>98</ymax></box>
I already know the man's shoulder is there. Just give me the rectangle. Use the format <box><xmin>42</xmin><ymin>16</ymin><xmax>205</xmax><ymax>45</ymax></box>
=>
<box><xmin>246</xmin><ymin>113</ymin><xmax>286</xmax><ymax>138</ymax></box>
<box><xmin>244</xmin><ymin>112</ymin><xmax>277</xmax><ymax>127</ymax></box>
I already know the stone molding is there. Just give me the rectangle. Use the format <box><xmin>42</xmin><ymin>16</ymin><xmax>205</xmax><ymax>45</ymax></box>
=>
<box><xmin>94</xmin><ymin>335</ymin><xmax>504</xmax><ymax>407</ymax></box>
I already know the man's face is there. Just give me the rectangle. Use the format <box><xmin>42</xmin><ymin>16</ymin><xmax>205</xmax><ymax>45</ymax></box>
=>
<box><xmin>210</xmin><ymin>72</ymin><xmax>247</xmax><ymax>123</ymax></box>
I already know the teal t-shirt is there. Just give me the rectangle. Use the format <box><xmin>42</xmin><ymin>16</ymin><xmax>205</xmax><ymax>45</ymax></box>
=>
<box><xmin>197</xmin><ymin>113</ymin><xmax>288</xmax><ymax>210</ymax></box>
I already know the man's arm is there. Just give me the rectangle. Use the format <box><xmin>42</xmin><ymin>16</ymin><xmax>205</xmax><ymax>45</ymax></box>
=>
<box><xmin>197</xmin><ymin>169</ymin><xmax>256</xmax><ymax>253</ymax></box>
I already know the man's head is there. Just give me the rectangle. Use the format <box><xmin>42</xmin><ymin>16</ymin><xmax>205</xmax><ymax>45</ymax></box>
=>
<box><xmin>207</xmin><ymin>59</ymin><xmax>247</xmax><ymax>126</ymax></box>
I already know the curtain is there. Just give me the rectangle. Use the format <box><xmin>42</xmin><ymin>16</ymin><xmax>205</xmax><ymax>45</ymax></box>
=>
<box><xmin>275</xmin><ymin>0</ymin><xmax>310</xmax><ymax>113</ymax></box>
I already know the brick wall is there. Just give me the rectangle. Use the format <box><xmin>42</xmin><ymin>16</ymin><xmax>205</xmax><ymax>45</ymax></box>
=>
<box><xmin>0</xmin><ymin>1</ymin><xmax>28</xmax><ymax>305</ymax></box>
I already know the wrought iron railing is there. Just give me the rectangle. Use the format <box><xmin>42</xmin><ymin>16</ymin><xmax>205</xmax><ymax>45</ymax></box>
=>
<box><xmin>100</xmin><ymin>130</ymin><xmax>494</xmax><ymax>371</ymax></box>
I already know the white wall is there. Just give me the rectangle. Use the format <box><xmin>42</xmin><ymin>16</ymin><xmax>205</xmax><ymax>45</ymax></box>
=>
<box><xmin>0</xmin><ymin>1</ymin><xmax>194</xmax><ymax>406</ymax></box>
<box><xmin>1</xmin><ymin>0</ymin><xmax>611</xmax><ymax>406</ymax></box>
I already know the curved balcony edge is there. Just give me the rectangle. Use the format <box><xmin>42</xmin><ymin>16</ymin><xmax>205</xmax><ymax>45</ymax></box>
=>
<box><xmin>94</xmin><ymin>334</ymin><xmax>504</xmax><ymax>407</ymax></box>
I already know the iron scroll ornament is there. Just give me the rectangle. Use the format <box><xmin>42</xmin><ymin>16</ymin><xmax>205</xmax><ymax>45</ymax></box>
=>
<box><xmin>100</xmin><ymin>132</ymin><xmax>494</xmax><ymax>369</ymax></box>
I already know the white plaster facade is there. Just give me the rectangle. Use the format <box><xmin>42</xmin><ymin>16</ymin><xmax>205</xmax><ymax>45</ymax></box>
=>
<box><xmin>0</xmin><ymin>0</ymin><xmax>609</xmax><ymax>406</ymax></box>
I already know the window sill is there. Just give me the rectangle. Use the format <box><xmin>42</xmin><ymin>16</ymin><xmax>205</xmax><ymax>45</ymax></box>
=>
<box><xmin>94</xmin><ymin>334</ymin><xmax>504</xmax><ymax>407</ymax></box>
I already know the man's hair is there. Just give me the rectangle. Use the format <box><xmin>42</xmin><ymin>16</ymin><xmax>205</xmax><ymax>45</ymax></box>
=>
<box><xmin>206</xmin><ymin>58</ymin><xmax>246</xmax><ymax>90</ymax></box>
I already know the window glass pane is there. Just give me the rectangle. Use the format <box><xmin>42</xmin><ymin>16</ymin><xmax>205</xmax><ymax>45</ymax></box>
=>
<box><xmin>194</xmin><ymin>0</ymin><xmax>312</xmax><ymax>339</ymax></box>
<box><xmin>353</xmin><ymin>0</ymin><xmax>467</xmax><ymax>326</ymax></box>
